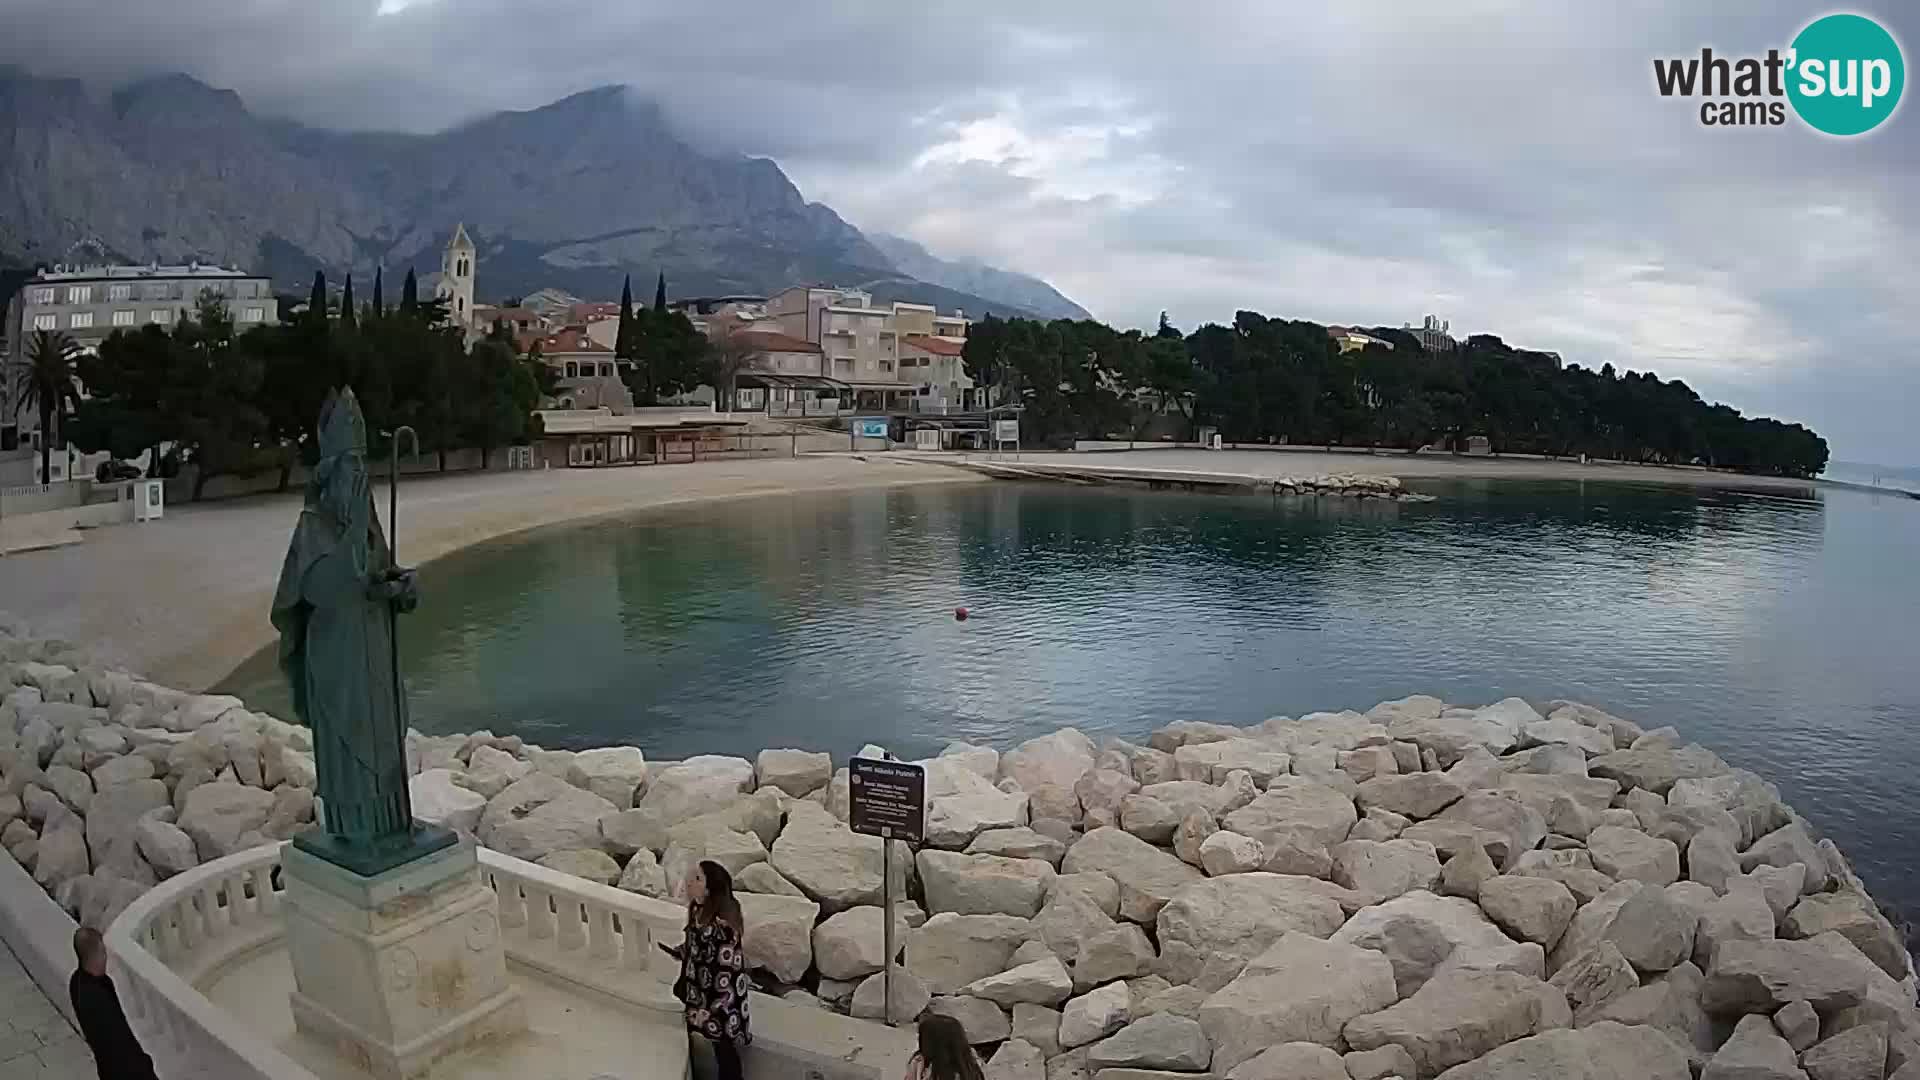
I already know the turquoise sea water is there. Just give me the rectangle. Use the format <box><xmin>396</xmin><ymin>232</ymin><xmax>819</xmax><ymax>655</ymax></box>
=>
<box><xmin>224</xmin><ymin>479</ymin><xmax>1920</xmax><ymax>911</ymax></box>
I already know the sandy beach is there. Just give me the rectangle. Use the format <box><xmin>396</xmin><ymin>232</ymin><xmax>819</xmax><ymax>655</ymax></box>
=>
<box><xmin>0</xmin><ymin>455</ymin><xmax>973</xmax><ymax>691</ymax></box>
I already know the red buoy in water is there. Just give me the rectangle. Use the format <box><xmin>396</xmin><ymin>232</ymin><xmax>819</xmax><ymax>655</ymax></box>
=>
<box><xmin>954</xmin><ymin>607</ymin><xmax>970</xmax><ymax>621</ymax></box>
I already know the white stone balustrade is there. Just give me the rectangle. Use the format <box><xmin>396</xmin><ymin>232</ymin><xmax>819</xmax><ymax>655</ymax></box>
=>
<box><xmin>104</xmin><ymin>841</ymin><xmax>685</xmax><ymax>1080</ymax></box>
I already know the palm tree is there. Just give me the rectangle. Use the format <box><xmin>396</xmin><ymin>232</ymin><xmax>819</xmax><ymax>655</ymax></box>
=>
<box><xmin>20</xmin><ymin>330</ymin><xmax>83</xmax><ymax>483</ymax></box>
<box><xmin>703</xmin><ymin>327</ymin><xmax>766</xmax><ymax>414</ymax></box>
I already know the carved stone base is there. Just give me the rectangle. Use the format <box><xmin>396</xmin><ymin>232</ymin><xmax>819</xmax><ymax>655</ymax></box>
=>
<box><xmin>283</xmin><ymin>839</ymin><xmax>525</xmax><ymax>1080</ymax></box>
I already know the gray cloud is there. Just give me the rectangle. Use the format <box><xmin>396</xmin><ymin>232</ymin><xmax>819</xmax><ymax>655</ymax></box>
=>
<box><xmin>1</xmin><ymin>0</ymin><xmax>1915</xmax><ymax>463</ymax></box>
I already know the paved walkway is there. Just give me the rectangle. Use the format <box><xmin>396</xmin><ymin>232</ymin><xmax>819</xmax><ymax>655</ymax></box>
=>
<box><xmin>0</xmin><ymin>940</ymin><xmax>93</xmax><ymax>1080</ymax></box>
<box><xmin>0</xmin><ymin>455</ymin><xmax>970</xmax><ymax>691</ymax></box>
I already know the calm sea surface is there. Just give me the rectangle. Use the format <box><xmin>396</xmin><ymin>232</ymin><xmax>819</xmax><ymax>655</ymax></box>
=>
<box><xmin>224</xmin><ymin>479</ymin><xmax>1920</xmax><ymax>910</ymax></box>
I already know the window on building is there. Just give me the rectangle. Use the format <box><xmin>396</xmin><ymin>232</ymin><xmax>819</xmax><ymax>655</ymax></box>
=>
<box><xmin>112</xmin><ymin>310</ymin><xmax>135</xmax><ymax>327</ymax></box>
<box><xmin>33</xmin><ymin>313</ymin><xmax>57</xmax><ymax>331</ymax></box>
<box><xmin>67</xmin><ymin>285</ymin><xmax>92</xmax><ymax>304</ymax></box>
<box><xmin>457</xmin><ymin>297</ymin><xmax>464</xmax><ymax>313</ymax></box>
<box><xmin>150</xmin><ymin>309</ymin><xmax>173</xmax><ymax>324</ymax></box>
<box><xmin>70</xmin><ymin>312</ymin><xmax>93</xmax><ymax>329</ymax></box>
<box><xmin>29</xmin><ymin>287</ymin><xmax>55</xmax><ymax>305</ymax></box>
<box><xmin>244</xmin><ymin>306</ymin><xmax>265</xmax><ymax>322</ymax></box>
<box><xmin>145</xmin><ymin>283</ymin><xmax>174</xmax><ymax>301</ymax></box>
<box><xmin>108</xmin><ymin>284</ymin><xmax>132</xmax><ymax>301</ymax></box>
<box><xmin>565</xmin><ymin>362</ymin><xmax>579</xmax><ymax>378</ymax></box>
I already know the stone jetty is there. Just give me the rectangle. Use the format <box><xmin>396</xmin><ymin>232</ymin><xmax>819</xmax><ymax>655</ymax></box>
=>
<box><xmin>3</xmin><ymin>615</ymin><xmax>1916</xmax><ymax>1080</ymax></box>
<box><xmin>959</xmin><ymin>460</ymin><xmax>1437</xmax><ymax>502</ymax></box>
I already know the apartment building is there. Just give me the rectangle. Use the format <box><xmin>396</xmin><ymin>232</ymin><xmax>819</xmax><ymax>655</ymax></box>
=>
<box><xmin>4</xmin><ymin>262</ymin><xmax>278</xmax><ymax>453</ymax></box>
<box><xmin>763</xmin><ymin>285</ymin><xmax>972</xmax><ymax>412</ymax></box>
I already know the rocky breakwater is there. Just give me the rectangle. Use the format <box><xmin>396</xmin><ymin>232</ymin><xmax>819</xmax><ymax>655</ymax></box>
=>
<box><xmin>1267</xmin><ymin>473</ymin><xmax>1431</xmax><ymax>502</ymax></box>
<box><xmin>4</xmin><ymin>620</ymin><xmax>1918</xmax><ymax>1080</ymax></box>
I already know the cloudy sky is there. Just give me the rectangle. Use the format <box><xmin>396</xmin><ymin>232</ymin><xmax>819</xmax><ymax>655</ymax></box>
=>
<box><xmin>3</xmin><ymin>1</ymin><xmax>1915</xmax><ymax>466</ymax></box>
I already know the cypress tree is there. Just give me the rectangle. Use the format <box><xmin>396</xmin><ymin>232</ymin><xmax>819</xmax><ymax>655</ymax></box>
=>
<box><xmin>653</xmin><ymin>270</ymin><xmax>666</xmax><ymax>312</ymax></box>
<box><xmin>615</xmin><ymin>274</ymin><xmax>635</xmax><ymax>359</ymax></box>
<box><xmin>371</xmin><ymin>266</ymin><xmax>384</xmax><ymax>315</ymax></box>
<box><xmin>339</xmin><ymin>274</ymin><xmax>357</xmax><ymax>332</ymax></box>
<box><xmin>308</xmin><ymin>271</ymin><xmax>327</xmax><ymax>324</ymax></box>
<box><xmin>401</xmin><ymin>268</ymin><xmax>419</xmax><ymax>312</ymax></box>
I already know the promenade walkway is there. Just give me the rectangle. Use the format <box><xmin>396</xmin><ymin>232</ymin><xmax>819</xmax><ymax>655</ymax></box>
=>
<box><xmin>0</xmin><ymin>939</ymin><xmax>91</xmax><ymax>1080</ymax></box>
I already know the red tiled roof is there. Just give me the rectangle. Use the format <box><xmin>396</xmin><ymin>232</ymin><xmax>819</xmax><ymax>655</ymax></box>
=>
<box><xmin>733</xmin><ymin>329</ymin><xmax>821</xmax><ymax>354</ymax></box>
<box><xmin>537</xmin><ymin>326</ymin><xmax>611</xmax><ymax>354</ymax></box>
<box><xmin>902</xmin><ymin>334</ymin><xmax>965</xmax><ymax>357</ymax></box>
<box><xmin>570</xmin><ymin>302</ymin><xmax>623</xmax><ymax>322</ymax></box>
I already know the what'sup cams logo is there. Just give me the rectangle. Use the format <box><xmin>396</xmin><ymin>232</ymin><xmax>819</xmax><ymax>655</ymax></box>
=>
<box><xmin>1654</xmin><ymin>12</ymin><xmax>1904</xmax><ymax>135</ymax></box>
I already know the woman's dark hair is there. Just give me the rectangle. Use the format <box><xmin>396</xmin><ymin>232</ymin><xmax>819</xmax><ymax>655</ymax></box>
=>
<box><xmin>695</xmin><ymin>859</ymin><xmax>743</xmax><ymax>933</ymax></box>
<box><xmin>916</xmin><ymin>1013</ymin><xmax>984</xmax><ymax>1080</ymax></box>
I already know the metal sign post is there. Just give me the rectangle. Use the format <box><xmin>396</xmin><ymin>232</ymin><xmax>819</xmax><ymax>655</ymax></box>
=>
<box><xmin>848</xmin><ymin>756</ymin><xmax>925</xmax><ymax>1025</ymax></box>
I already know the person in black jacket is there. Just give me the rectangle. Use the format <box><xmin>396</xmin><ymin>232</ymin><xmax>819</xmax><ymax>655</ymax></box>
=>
<box><xmin>68</xmin><ymin>927</ymin><xmax>158</xmax><ymax>1080</ymax></box>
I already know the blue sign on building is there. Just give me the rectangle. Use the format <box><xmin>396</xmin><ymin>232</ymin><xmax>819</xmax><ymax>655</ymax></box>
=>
<box><xmin>854</xmin><ymin>418</ymin><xmax>889</xmax><ymax>439</ymax></box>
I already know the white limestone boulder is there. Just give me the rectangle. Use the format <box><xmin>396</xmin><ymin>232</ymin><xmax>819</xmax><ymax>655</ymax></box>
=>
<box><xmin>456</xmin><ymin>744</ymin><xmax>530</xmax><ymax>799</ymax></box>
<box><xmin>1477</xmin><ymin>875</ymin><xmax>1576</xmax><ymax>948</ymax></box>
<box><xmin>478</xmin><ymin>774</ymin><xmax>618</xmax><ymax>861</ymax></box>
<box><xmin>1060</xmin><ymin>828</ymin><xmax>1204</xmax><ymax>924</ymax></box>
<box><xmin>1198</xmin><ymin>932</ymin><xmax>1398</xmax><ymax>1073</ymax></box>
<box><xmin>768</xmin><ymin>802</ymin><xmax>905</xmax><ymax>913</ymax></box>
<box><xmin>33</xmin><ymin>809</ymin><xmax>90</xmax><ymax>887</ymax></box>
<box><xmin>1587</xmin><ymin>745</ymin><xmax>1726</xmax><ymax>797</ymax></box>
<box><xmin>615</xmin><ymin>850</ymin><xmax>668</xmax><ymax>898</ymax></box>
<box><xmin>85</xmin><ymin>778</ymin><xmax>169</xmax><ymax>880</ymax></box>
<box><xmin>1702</xmin><ymin>934</ymin><xmax>1870</xmax><ymax>1015</ymax></box>
<box><xmin>1356</xmin><ymin>773</ymin><xmax>1467</xmax><ymax>820</ymax></box>
<box><xmin>850</xmin><ymin>969</ymin><xmax>931</xmax><ymax>1023</ymax></box>
<box><xmin>567</xmin><ymin>746</ymin><xmax>649</xmax><ymax>807</ymax></box>
<box><xmin>1433</xmin><ymin>1021</ymin><xmax>1690</xmax><ymax>1080</ymax></box>
<box><xmin>1222</xmin><ymin>778</ymin><xmax>1357</xmax><ymax>850</ymax></box>
<box><xmin>636</xmin><ymin>755</ymin><xmax>756</xmax><ymax>822</ymax></box>
<box><xmin>1172</xmin><ymin>739</ymin><xmax>1290</xmax><ymax>785</ymax></box>
<box><xmin>1331</xmin><ymin>838</ymin><xmax>1442</xmax><ymax>904</ymax></box>
<box><xmin>1072</xmin><ymin>923</ymin><xmax>1156</xmax><ymax>991</ymax></box>
<box><xmin>999</xmin><ymin>730</ymin><xmax>1097</xmax><ymax>823</ymax></box>
<box><xmin>1586</xmin><ymin>826</ymin><xmax>1680</xmax><ymax>886</ymax></box>
<box><xmin>1086</xmin><ymin>1013</ymin><xmax>1211</xmax><ymax>1072</ymax></box>
<box><xmin>134</xmin><ymin>816</ymin><xmax>198</xmax><ymax>879</ymax></box>
<box><xmin>1198</xmin><ymin>831</ymin><xmax>1265</xmax><ymax>877</ymax></box>
<box><xmin>536</xmin><ymin>849</ymin><xmax>620</xmax><ymax>885</ymax></box>
<box><xmin>1156</xmin><ymin>873</ymin><xmax>1349</xmax><ymax>988</ymax></box>
<box><xmin>963</xmin><ymin>955</ymin><xmax>1074</xmax><ymax>1007</ymax></box>
<box><xmin>919</xmin><ymin>849</ymin><xmax>1056</xmax><ymax>917</ymax></box>
<box><xmin>410</xmin><ymin>768</ymin><xmax>486</xmax><ymax>835</ymax></box>
<box><xmin>1058</xmin><ymin>982</ymin><xmax>1130</xmax><ymax>1049</ymax></box>
<box><xmin>598</xmin><ymin>807</ymin><xmax>669</xmax><ymax>858</ymax></box>
<box><xmin>1342</xmin><ymin>967</ymin><xmax>1572</xmax><ymax>1079</ymax></box>
<box><xmin>755</xmin><ymin>748</ymin><xmax>831</xmax><ymax>797</ymax></box>
<box><xmin>1601</xmin><ymin>885</ymin><xmax>1695</xmax><ymax>974</ymax></box>
<box><xmin>1224</xmin><ymin>1043</ymin><xmax>1349</xmax><ymax>1080</ymax></box>
<box><xmin>1331</xmin><ymin>890</ymin><xmax>1544</xmax><ymax>998</ymax></box>
<box><xmin>813</xmin><ymin>905</ymin><xmax>910</xmax><ymax>981</ymax></box>
<box><xmin>1548</xmin><ymin>941</ymin><xmax>1640</xmax><ymax>1023</ymax></box>
<box><xmin>1032</xmin><ymin>883</ymin><xmax>1118</xmax><ymax>961</ymax></box>
<box><xmin>177</xmin><ymin>781</ymin><xmax>275</xmax><ymax>861</ymax></box>
<box><xmin>907</xmin><ymin>912</ymin><xmax>1035</xmax><ymax>994</ymax></box>
<box><xmin>968</xmin><ymin>827</ymin><xmax>1068</xmax><ymax>865</ymax></box>
<box><xmin>739</xmin><ymin>892</ymin><xmax>819</xmax><ymax>984</ymax></box>
<box><xmin>927</xmin><ymin>995</ymin><xmax>1012</xmax><ymax>1044</ymax></box>
<box><xmin>1702</xmin><ymin>1012</ymin><xmax>1807</xmax><ymax>1080</ymax></box>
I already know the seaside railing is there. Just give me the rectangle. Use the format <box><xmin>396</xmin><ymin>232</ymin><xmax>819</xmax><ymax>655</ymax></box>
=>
<box><xmin>103</xmin><ymin>840</ymin><xmax>685</xmax><ymax>1080</ymax></box>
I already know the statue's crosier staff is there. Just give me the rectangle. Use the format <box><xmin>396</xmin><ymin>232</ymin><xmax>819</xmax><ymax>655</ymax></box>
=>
<box><xmin>388</xmin><ymin>425</ymin><xmax>418</xmax><ymax>717</ymax></box>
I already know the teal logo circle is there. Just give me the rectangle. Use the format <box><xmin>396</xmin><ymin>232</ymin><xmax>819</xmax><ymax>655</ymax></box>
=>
<box><xmin>1787</xmin><ymin>13</ymin><xmax>1904</xmax><ymax>136</ymax></box>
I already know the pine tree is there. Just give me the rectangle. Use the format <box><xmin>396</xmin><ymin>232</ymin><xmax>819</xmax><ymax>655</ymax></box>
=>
<box><xmin>615</xmin><ymin>274</ymin><xmax>635</xmax><ymax>359</ymax></box>
<box><xmin>308</xmin><ymin>271</ymin><xmax>327</xmax><ymax>324</ymax></box>
<box><xmin>401</xmin><ymin>268</ymin><xmax>419</xmax><ymax>312</ymax></box>
<box><xmin>340</xmin><ymin>274</ymin><xmax>357</xmax><ymax>332</ymax></box>
<box><xmin>371</xmin><ymin>266</ymin><xmax>385</xmax><ymax>315</ymax></box>
<box><xmin>653</xmin><ymin>270</ymin><xmax>667</xmax><ymax>312</ymax></box>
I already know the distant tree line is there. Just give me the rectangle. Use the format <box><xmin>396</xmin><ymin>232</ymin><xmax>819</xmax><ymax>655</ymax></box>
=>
<box><xmin>56</xmin><ymin>268</ymin><xmax>553</xmax><ymax>498</ymax></box>
<box><xmin>963</xmin><ymin>310</ymin><xmax>1829</xmax><ymax>478</ymax></box>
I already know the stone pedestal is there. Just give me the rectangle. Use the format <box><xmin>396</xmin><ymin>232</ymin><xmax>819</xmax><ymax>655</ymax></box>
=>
<box><xmin>283</xmin><ymin>838</ymin><xmax>525</xmax><ymax>1080</ymax></box>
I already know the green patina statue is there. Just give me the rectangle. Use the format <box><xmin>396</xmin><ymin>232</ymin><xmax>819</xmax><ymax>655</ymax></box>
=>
<box><xmin>272</xmin><ymin>387</ymin><xmax>454</xmax><ymax>876</ymax></box>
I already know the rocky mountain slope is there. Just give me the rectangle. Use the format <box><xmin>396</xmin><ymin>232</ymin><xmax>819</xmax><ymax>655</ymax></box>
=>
<box><xmin>0</xmin><ymin>71</ymin><xmax>1084</xmax><ymax>317</ymax></box>
<box><xmin>870</xmin><ymin>232</ymin><xmax>1090</xmax><ymax>321</ymax></box>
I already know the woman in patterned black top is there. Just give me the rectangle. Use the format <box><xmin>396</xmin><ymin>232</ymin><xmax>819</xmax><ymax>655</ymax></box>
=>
<box><xmin>681</xmin><ymin>859</ymin><xmax>751</xmax><ymax>1080</ymax></box>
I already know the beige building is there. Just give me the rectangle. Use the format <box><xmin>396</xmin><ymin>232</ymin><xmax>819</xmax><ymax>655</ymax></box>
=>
<box><xmin>4</xmin><ymin>261</ymin><xmax>277</xmax><ymax>464</ymax></box>
<box><xmin>763</xmin><ymin>285</ymin><xmax>972</xmax><ymax>412</ymax></box>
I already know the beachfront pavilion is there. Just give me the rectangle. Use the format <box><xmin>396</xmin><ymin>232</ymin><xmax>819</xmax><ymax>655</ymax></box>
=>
<box><xmin>530</xmin><ymin>407</ymin><xmax>751</xmax><ymax>468</ymax></box>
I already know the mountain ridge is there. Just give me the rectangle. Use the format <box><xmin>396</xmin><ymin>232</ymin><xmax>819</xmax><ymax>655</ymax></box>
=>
<box><xmin>0</xmin><ymin>73</ymin><xmax>1086</xmax><ymax>319</ymax></box>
